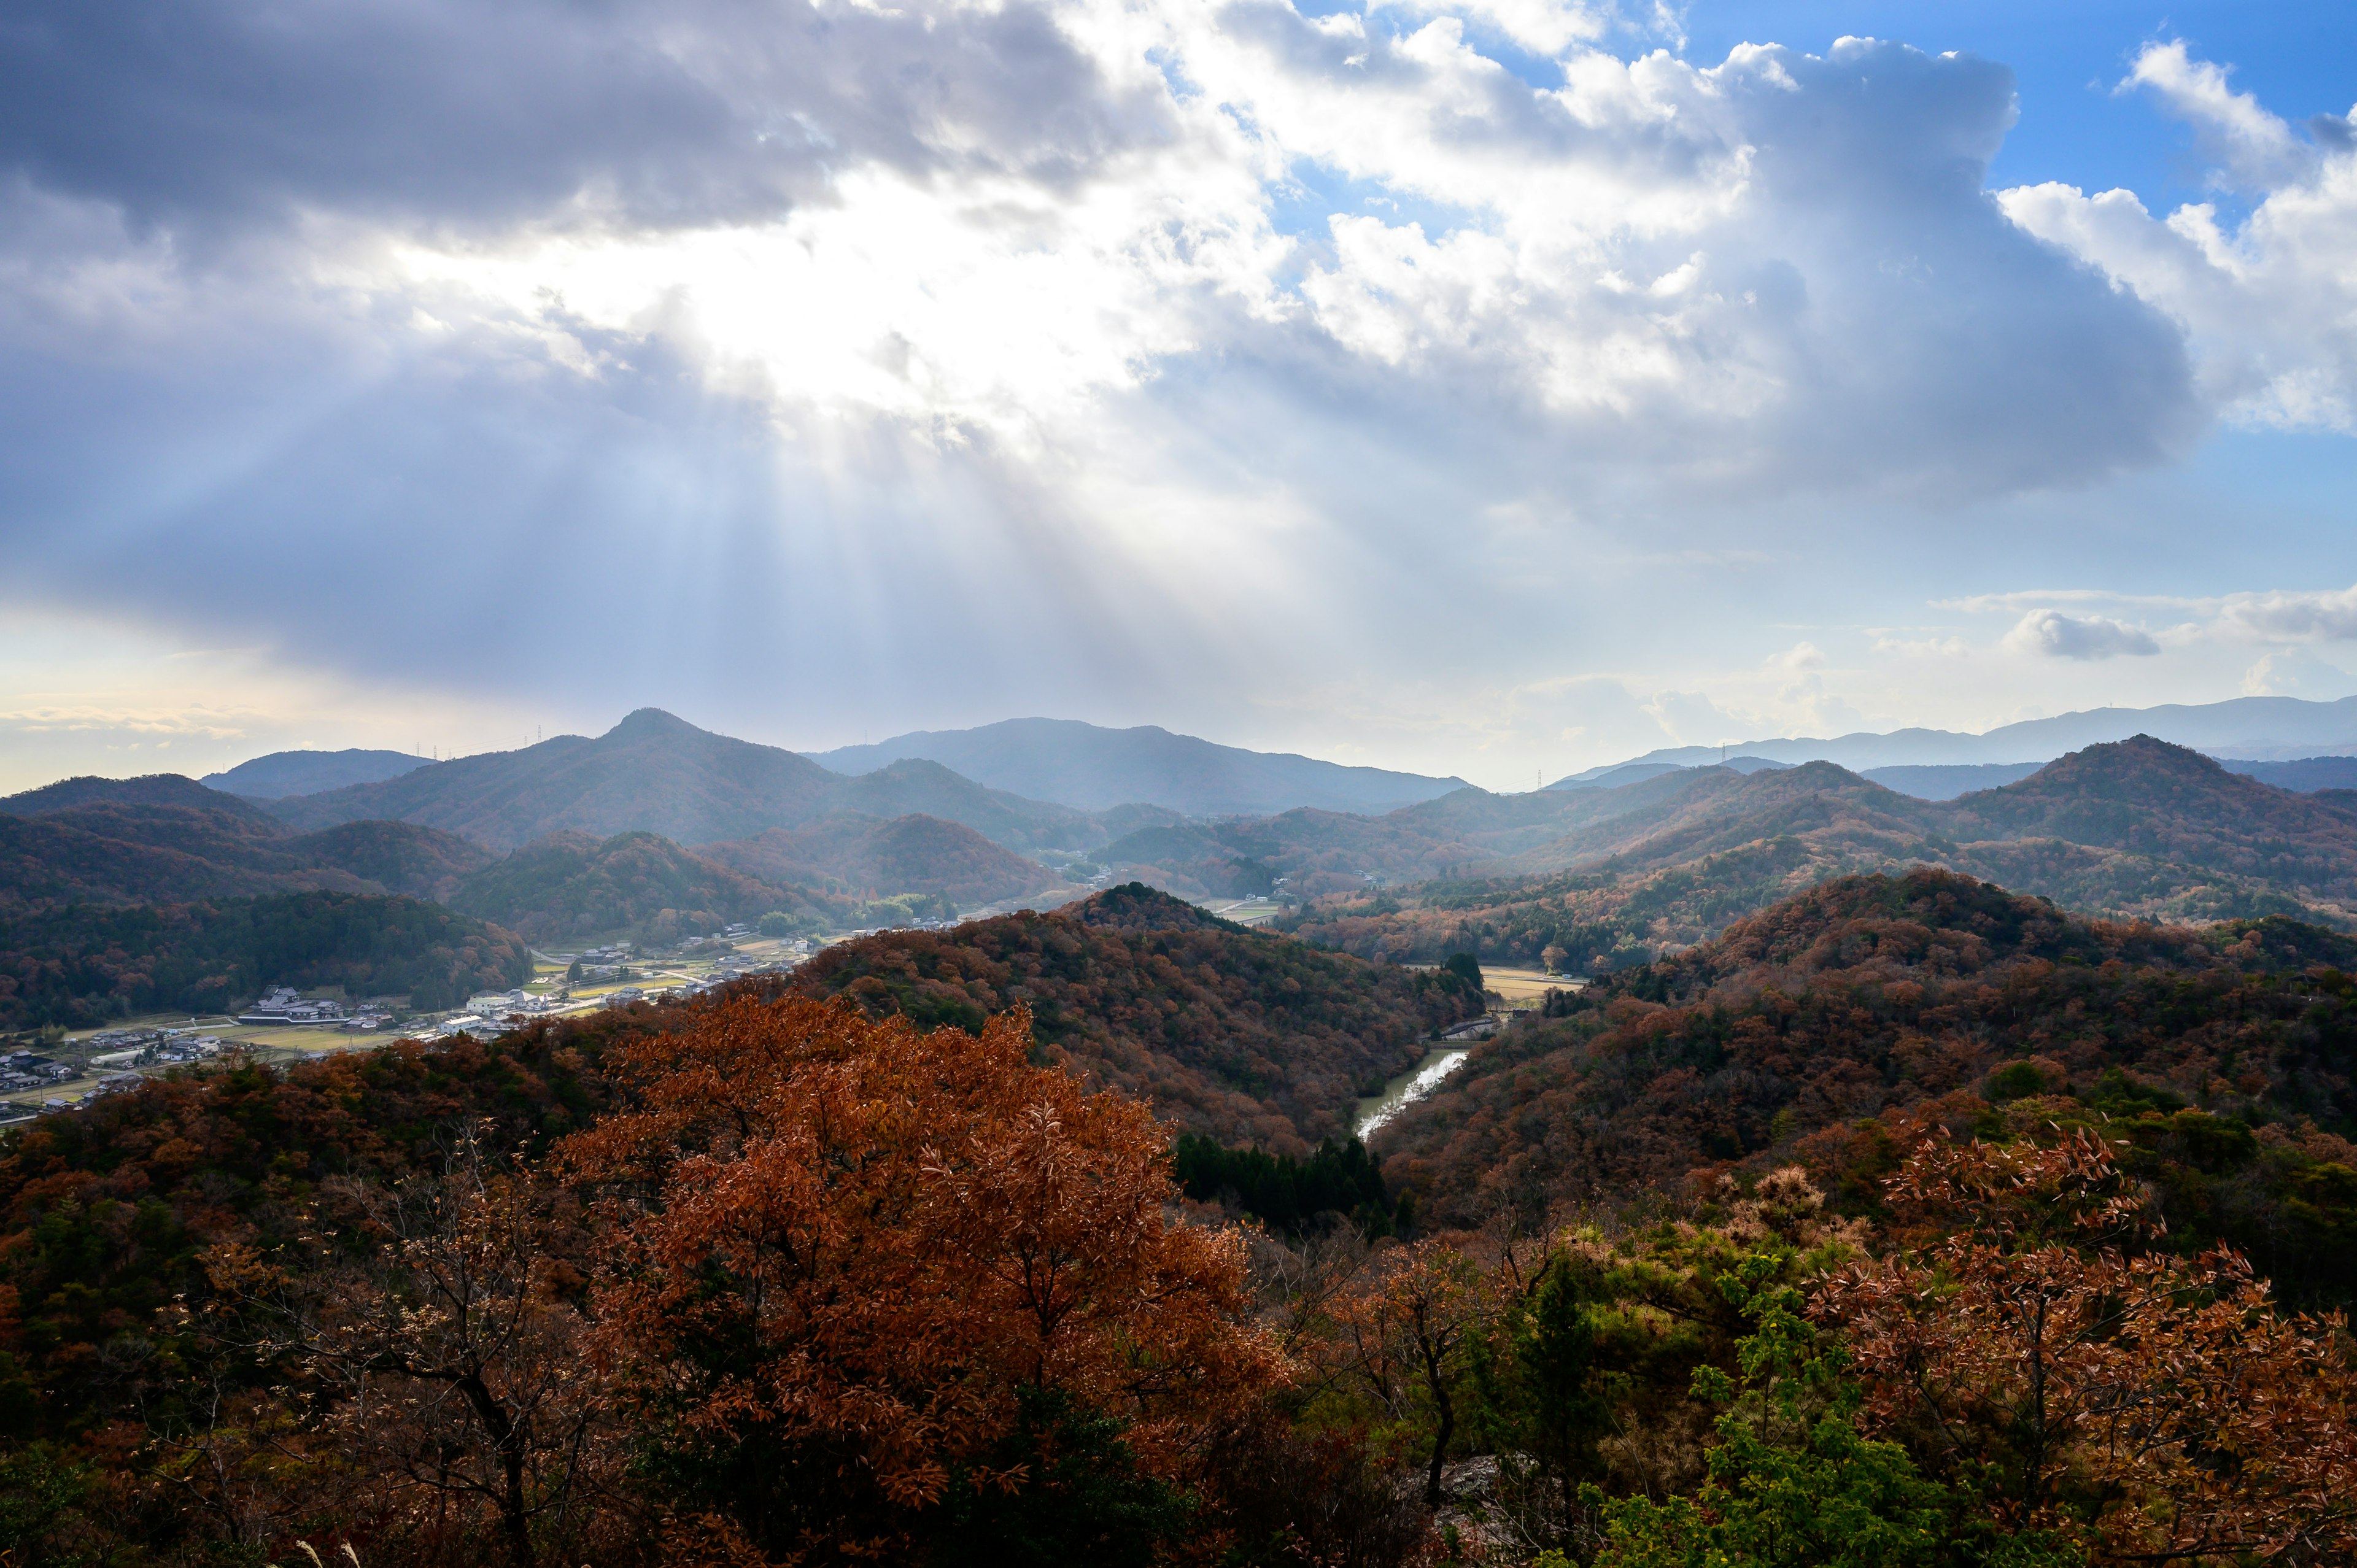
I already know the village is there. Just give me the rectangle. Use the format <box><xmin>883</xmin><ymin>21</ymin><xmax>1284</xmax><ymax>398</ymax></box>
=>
<box><xmin>0</xmin><ymin>924</ymin><xmax>821</xmax><ymax>1122</ymax></box>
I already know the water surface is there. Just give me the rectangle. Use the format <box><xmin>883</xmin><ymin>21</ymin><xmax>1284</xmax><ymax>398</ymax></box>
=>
<box><xmin>1355</xmin><ymin>1046</ymin><xmax>1473</xmax><ymax>1140</ymax></box>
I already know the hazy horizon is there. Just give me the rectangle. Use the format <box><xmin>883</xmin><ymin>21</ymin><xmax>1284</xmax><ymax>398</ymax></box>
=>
<box><xmin>5</xmin><ymin>1</ymin><xmax>2355</xmax><ymax>793</ymax></box>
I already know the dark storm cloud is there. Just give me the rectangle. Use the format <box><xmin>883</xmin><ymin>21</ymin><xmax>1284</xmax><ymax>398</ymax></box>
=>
<box><xmin>0</xmin><ymin>0</ymin><xmax>1166</xmax><ymax>234</ymax></box>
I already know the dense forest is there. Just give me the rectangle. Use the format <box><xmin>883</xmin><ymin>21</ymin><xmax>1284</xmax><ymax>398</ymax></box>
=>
<box><xmin>789</xmin><ymin>884</ymin><xmax>1485</xmax><ymax>1150</ymax></box>
<box><xmin>1</xmin><ymin>973</ymin><xmax>2351</xmax><ymax>1566</ymax></box>
<box><xmin>0</xmin><ymin>892</ymin><xmax>533</xmax><ymax>1027</ymax></box>
<box><xmin>443</xmin><ymin>828</ymin><xmax>850</xmax><ymax>943</ymax></box>
<box><xmin>1374</xmin><ymin>868</ymin><xmax>2357</xmax><ymax>1303</ymax></box>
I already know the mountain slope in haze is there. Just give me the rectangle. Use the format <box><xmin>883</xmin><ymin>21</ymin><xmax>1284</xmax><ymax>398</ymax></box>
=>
<box><xmin>264</xmin><ymin>710</ymin><xmax>1111</xmax><ymax>854</ymax></box>
<box><xmin>1552</xmin><ymin>693</ymin><xmax>2357</xmax><ymax>779</ymax></box>
<box><xmin>816</xmin><ymin>757</ymin><xmax>1107</xmax><ymax>852</ymax></box>
<box><xmin>1376</xmin><ymin>868</ymin><xmax>2357</xmax><ymax>1305</ymax></box>
<box><xmin>1</xmin><ymin>773</ymin><xmax>281</xmax><ymax>824</ymax></box>
<box><xmin>202</xmin><ymin>748</ymin><xmax>432</xmax><ymax>799</ymax></box>
<box><xmin>788</xmin><ymin>884</ymin><xmax>1484</xmax><ymax>1153</ymax></box>
<box><xmin>2221</xmin><ymin>755</ymin><xmax>2357</xmax><ymax>792</ymax></box>
<box><xmin>806</xmin><ymin>716</ymin><xmax>1471</xmax><ymax>816</ymax></box>
<box><xmin>1094</xmin><ymin>782</ymin><xmax>1678</xmax><ymax>898</ymax></box>
<box><xmin>444</xmin><ymin>830</ymin><xmax>842</xmax><ymax>944</ymax></box>
<box><xmin>266</xmin><ymin>709</ymin><xmax>843</xmax><ymax>851</ymax></box>
<box><xmin>1857</xmin><ymin>762</ymin><xmax>2047</xmax><ymax>798</ymax></box>
<box><xmin>1282</xmin><ymin>739</ymin><xmax>2357</xmax><ymax>969</ymax></box>
<box><xmin>697</xmin><ymin>814</ymin><xmax>1061</xmax><ymax>908</ymax></box>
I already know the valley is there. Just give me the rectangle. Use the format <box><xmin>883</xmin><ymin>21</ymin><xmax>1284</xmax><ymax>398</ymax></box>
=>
<box><xmin>10</xmin><ymin>705</ymin><xmax>2357</xmax><ymax>1564</ymax></box>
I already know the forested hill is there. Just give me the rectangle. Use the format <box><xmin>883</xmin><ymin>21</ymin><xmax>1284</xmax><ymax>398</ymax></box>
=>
<box><xmin>0</xmin><ymin>772</ymin><xmax>274</xmax><ymax>821</ymax></box>
<box><xmin>789</xmin><ymin>883</ymin><xmax>1483</xmax><ymax>1151</ymax></box>
<box><xmin>0</xmin><ymin>799</ymin><xmax>493</xmax><ymax>910</ymax></box>
<box><xmin>444</xmin><ymin>829</ymin><xmax>848</xmax><ymax>943</ymax></box>
<box><xmin>1277</xmin><ymin>737</ymin><xmax>2357</xmax><ymax>968</ymax></box>
<box><xmin>0</xmin><ymin>892</ymin><xmax>532</xmax><ymax>1028</ymax></box>
<box><xmin>1378</xmin><ymin>867</ymin><xmax>2357</xmax><ymax>1301</ymax></box>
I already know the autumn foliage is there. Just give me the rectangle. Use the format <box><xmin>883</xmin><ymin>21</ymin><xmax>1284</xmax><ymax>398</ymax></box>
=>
<box><xmin>562</xmin><ymin>994</ymin><xmax>1285</xmax><ymax>1563</ymax></box>
<box><xmin>5</xmin><ymin>876</ymin><xmax>2357</xmax><ymax>1567</ymax></box>
<box><xmin>1819</xmin><ymin>1129</ymin><xmax>2357</xmax><ymax>1561</ymax></box>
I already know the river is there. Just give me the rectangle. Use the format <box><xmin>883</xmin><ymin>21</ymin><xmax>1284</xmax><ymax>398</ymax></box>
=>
<box><xmin>1353</xmin><ymin>1046</ymin><xmax>1474</xmax><ymax>1140</ymax></box>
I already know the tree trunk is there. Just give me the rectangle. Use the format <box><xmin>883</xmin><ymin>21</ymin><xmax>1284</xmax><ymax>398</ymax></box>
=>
<box><xmin>458</xmin><ymin>1371</ymin><xmax>535</xmax><ymax>1568</ymax></box>
<box><xmin>1422</xmin><ymin>1339</ymin><xmax>1455</xmax><ymax>1510</ymax></box>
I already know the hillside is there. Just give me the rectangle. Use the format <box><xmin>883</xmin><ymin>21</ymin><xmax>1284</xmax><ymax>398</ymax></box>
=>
<box><xmin>1096</xmin><ymin>785</ymin><xmax>1644</xmax><ymax>897</ymax></box>
<box><xmin>1377</xmin><ymin>867</ymin><xmax>2357</xmax><ymax>1302</ymax></box>
<box><xmin>201</xmin><ymin>747</ymin><xmax>432</xmax><ymax>798</ymax></box>
<box><xmin>806</xmin><ymin>716</ymin><xmax>1469</xmax><ymax>815</ymax></box>
<box><xmin>789</xmin><ymin>884</ymin><xmax>1484</xmax><ymax>1151</ymax></box>
<box><xmin>265</xmin><ymin>709</ymin><xmax>841</xmax><ymax>850</ymax></box>
<box><xmin>698</xmin><ymin>813</ymin><xmax>1062</xmax><ymax>908</ymax></box>
<box><xmin>0</xmin><ymin>801</ymin><xmax>377</xmax><ymax>910</ymax></box>
<box><xmin>0</xmin><ymin>772</ymin><xmax>281</xmax><ymax>822</ymax></box>
<box><xmin>287</xmin><ymin>818</ymin><xmax>497</xmax><ymax>899</ymax></box>
<box><xmin>815</xmin><ymin>757</ymin><xmax>1106</xmax><ymax>852</ymax></box>
<box><xmin>445</xmin><ymin>829</ymin><xmax>838</xmax><ymax>944</ymax></box>
<box><xmin>0</xmin><ymin>800</ymin><xmax>497</xmax><ymax>911</ymax></box>
<box><xmin>2225</xmin><ymin>755</ymin><xmax>2357</xmax><ymax>792</ymax></box>
<box><xmin>0</xmin><ymin>890</ymin><xmax>532</xmax><ymax>1028</ymax></box>
<box><xmin>1282</xmin><ymin>739</ymin><xmax>2357</xmax><ymax>968</ymax></box>
<box><xmin>263</xmin><ymin>709</ymin><xmax>1114</xmax><ymax>854</ymax></box>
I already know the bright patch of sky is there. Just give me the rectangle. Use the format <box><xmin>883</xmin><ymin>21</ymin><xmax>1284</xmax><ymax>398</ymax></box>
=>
<box><xmin>1</xmin><ymin>0</ymin><xmax>2354</xmax><ymax>792</ymax></box>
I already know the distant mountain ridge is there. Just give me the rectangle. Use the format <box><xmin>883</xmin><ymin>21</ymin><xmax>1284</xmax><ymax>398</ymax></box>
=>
<box><xmin>805</xmin><ymin>717</ymin><xmax>1470</xmax><ymax>816</ymax></box>
<box><xmin>202</xmin><ymin>749</ymin><xmax>430</xmax><ymax>799</ymax></box>
<box><xmin>1554</xmin><ymin>693</ymin><xmax>2357</xmax><ymax>782</ymax></box>
<box><xmin>261</xmin><ymin>710</ymin><xmax>1122</xmax><ymax>855</ymax></box>
<box><xmin>1277</xmin><ymin>737</ymin><xmax>2357</xmax><ymax>971</ymax></box>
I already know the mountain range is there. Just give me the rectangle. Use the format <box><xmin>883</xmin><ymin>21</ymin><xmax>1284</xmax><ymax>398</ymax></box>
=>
<box><xmin>260</xmin><ymin>709</ymin><xmax>1147</xmax><ymax>855</ymax></box>
<box><xmin>804</xmin><ymin>717</ymin><xmax>1470</xmax><ymax>816</ymax></box>
<box><xmin>201</xmin><ymin>747</ymin><xmax>430</xmax><ymax>799</ymax></box>
<box><xmin>0</xmin><ymin>776</ymin><xmax>1067</xmax><ymax>944</ymax></box>
<box><xmin>26</xmin><ymin>705</ymin><xmax>2357</xmax><ymax>962</ymax></box>
<box><xmin>1555</xmin><ymin>692</ymin><xmax>2357</xmax><ymax>780</ymax></box>
<box><xmin>1277</xmin><ymin>736</ymin><xmax>2357</xmax><ymax>970</ymax></box>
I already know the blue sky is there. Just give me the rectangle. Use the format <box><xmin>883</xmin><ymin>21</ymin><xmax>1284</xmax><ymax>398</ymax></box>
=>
<box><xmin>1</xmin><ymin>0</ymin><xmax>2354</xmax><ymax>791</ymax></box>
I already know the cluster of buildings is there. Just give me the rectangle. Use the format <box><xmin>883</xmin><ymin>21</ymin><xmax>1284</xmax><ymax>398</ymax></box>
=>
<box><xmin>0</xmin><ymin>1050</ymin><xmax>75</xmax><ymax>1094</ymax></box>
<box><xmin>236</xmin><ymin>987</ymin><xmax>392</xmax><ymax>1033</ymax></box>
<box><xmin>237</xmin><ymin>987</ymin><xmax>348</xmax><ymax>1025</ymax></box>
<box><xmin>88</xmin><ymin>1028</ymin><xmax>231</xmax><ymax>1068</ymax></box>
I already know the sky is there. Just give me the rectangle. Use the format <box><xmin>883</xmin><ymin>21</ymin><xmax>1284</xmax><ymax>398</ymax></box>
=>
<box><xmin>3</xmin><ymin>0</ymin><xmax>2356</xmax><ymax>793</ymax></box>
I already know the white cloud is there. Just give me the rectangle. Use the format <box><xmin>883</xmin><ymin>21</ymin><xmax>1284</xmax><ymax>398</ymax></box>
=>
<box><xmin>1644</xmin><ymin>688</ymin><xmax>1744</xmax><ymax>744</ymax></box>
<box><xmin>1368</xmin><ymin>0</ymin><xmax>1614</xmax><ymax>58</ymax></box>
<box><xmin>2002</xmin><ymin>609</ymin><xmax>2161</xmax><ymax>661</ymax></box>
<box><xmin>2242</xmin><ymin>649</ymin><xmax>2357</xmax><ymax>698</ymax></box>
<box><xmin>2214</xmin><ymin>582</ymin><xmax>2357</xmax><ymax>642</ymax></box>
<box><xmin>2123</xmin><ymin>42</ymin><xmax>2307</xmax><ymax>187</ymax></box>
<box><xmin>2000</xmin><ymin>42</ymin><xmax>2357</xmax><ymax>430</ymax></box>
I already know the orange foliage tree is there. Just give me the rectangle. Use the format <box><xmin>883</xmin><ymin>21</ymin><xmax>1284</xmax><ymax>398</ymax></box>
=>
<box><xmin>559</xmin><ymin>995</ymin><xmax>1286</xmax><ymax>1564</ymax></box>
<box><xmin>1815</xmin><ymin>1129</ymin><xmax>2357</xmax><ymax>1562</ymax></box>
